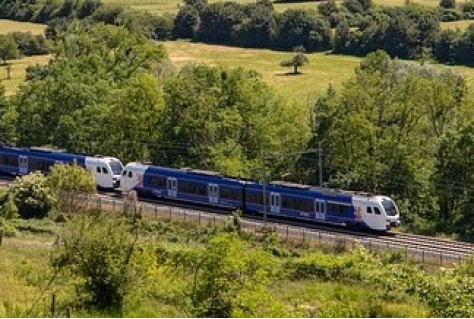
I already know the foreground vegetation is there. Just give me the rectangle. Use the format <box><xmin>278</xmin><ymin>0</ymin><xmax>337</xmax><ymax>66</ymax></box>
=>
<box><xmin>0</xmin><ymin>164</ymin><xmax>471</xmax><ymax>317</ymax></box>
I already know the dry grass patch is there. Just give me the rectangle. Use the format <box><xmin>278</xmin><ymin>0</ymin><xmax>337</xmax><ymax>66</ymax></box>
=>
<box><xmin>1</xmin><ymin>55</ymin><xmax>52</xmax><ymax>96</ymax></box>
<box><xmin>441</xmin><ymin>19</ymin><xmax>474</xmax><ymax>30</ymax></box>
<box><xmin>0</xmin><ymin>19</ymin><xmax>46</xmax><ymax>35</ymax></box>
<box><xmin>103</xmin><ymin>0</ymin><xmax>470</xmax><ymax>14</ymax></box>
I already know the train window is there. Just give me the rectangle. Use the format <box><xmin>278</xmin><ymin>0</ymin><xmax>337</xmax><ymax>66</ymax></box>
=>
<box><xmin>102</xmin><ymin>167</ymin><xmax>108</xmax><ymax>174</ymax></box>
<box><xmin>29</xmin><ymin>158</ymin><xmax>52</xmax><ymax>172</ymax></box>
<box><xmin>96</xmin><ymin>167</ymin><xmax>101</xmax><ymax>173</ymax></box>
<box><xmin>128</xmin><ymin>171</ymin><xmax>133</xmax><ymax>178</ymax></box>
<box><xmin>373</xmin><ymin>207</ymin><xmax>381</xmax><ymax>215</ymax></box>
<box><xmin>0</xmin><ymin>154</ymin><xmax>18</xmax><ymax>167</ymax></box>
<box><xmin>327</xmin><ymin>202</ymin><xmax>347</xmax><ymax>214</ymax></box>
<box><xmin>178</xmin><ymin>180</ymin><xmax>207</xmax><ymax>196</ymax></box>
<box><xmin>220</xmin><ymin>186</ymin><xmax>242</xmax><ymax>201</ymax></box>
<box><xmin>282</xmin><ymin>196</ymin><xmax>313</xmax><ymax>212</ymax></box>
<box><xmin>148</xmin><ymin>176</ymin><xmax>166</xmax><ymax>187</ymax></box>
<box><xmin>122</xmin><ymin>170</ymin><xmax>127</xmax><ymax>176</ymax></box>
<box><xmin>246</xmin><ymin>190</ymin><xmax>263</xmax><ymax>205</ymax></box>
<box><xmin>367</xmin><ymin>207</ymin><xmax>373</xmax><ymax>214</ymax></box>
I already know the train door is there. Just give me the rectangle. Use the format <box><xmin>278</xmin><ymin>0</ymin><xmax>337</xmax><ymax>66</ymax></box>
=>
<box><xmin>269</xmin><ymin>192</ymin><xmax>281</xmax><ymax>214</ymax></box>
<box><xmin>208</xmin><ymin>183</ymin><xmax>219</xmax><ymax>204</ymax></box>
<box><xmin>315</xmin><ymin>199</ymin><xmax>326</xmax><ymax>221</ymax></box>
<box><xmin>19</xmin><ymin>155</ymin><xmax>28</xmax><ymax>175</ymax></box>
<box><xmin>166</xmin><ymin>177</ymin><xmax>177</xmax><ymax>198</ymax></box>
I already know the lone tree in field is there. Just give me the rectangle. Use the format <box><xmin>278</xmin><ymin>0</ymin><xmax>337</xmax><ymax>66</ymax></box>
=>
<box><xmin>0</xmin><ymin>35</ymin><xmax>19</xmax><ymax>65</ymax></box>
<box><xmin>280</xmin><ymin>45</ymin><xmax>309</xmax><ymax>75</ymax></box>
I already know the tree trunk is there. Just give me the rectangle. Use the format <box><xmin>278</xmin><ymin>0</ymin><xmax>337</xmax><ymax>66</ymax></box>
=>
<box><xmin>293</xmin><ymin>64</ymin><xmax>298</xmax><ymax>74</ymax></box>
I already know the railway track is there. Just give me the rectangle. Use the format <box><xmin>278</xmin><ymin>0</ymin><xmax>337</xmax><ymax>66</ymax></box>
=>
<box><xmin>1</xmin><ymin>177</ymin><xmax>473</xmax><ymax>264</ymax></box>
<box><xmin>104</xmin><ymin>190</ymin><xmax>474</xmax><ymax>263</ymax></box>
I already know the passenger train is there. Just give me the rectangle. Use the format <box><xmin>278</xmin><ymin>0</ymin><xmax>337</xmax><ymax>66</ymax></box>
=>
<box><xmin>0</xmin><ymin>144</ymin><xmax>123</xmax><ymax>189</ymax></box>
<box><xmin>0</xmin><ymin>143</ymin><xmax>400</xmax><ymax>231</ymax></box>
<box><xmin>121</xmin><ymin>162</ymin><xmax>400</xmax><ymax>231</ymax></box>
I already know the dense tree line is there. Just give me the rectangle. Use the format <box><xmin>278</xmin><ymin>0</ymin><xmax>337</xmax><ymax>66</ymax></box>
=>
<box><xmin>3</xmin><ymin>0</ymin><xmax>474</xmax><ymax>64</ymax></box>
<box><xmin>299</xmin><ymin>50</ymin><xmax>474</xmax><ymax>237</ymax></box>
<box><xmin>3</xmin><ymin>2</ymin><xmax>474</xmax><ymax>236</ymax></box>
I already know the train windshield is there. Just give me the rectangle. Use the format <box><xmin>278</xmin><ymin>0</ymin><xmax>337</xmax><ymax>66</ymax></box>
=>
<box><xmin>109</xmin><ymin>160</ymin><xmax>123</xmax><ymax>175</ymax></box>
<box><xmin>382</xmin><ymin>198</ymin><xmax>398</xmax><ymax>216</ymax></box>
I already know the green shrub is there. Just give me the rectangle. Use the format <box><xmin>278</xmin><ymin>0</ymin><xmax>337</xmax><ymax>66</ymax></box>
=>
<box><xmin>9</xmin><ymin>172</ymin><xmax>55</xmax><ymax>219</ymax></box>
<box><xmin>285</xmin><ymin>252</ymin><xmax>365</xmax><ymax>283</ymax></box>
<box><xmin>52</xmin><ymin>214</ymin><xmax>156</xmax><ymax>312</ymax></box>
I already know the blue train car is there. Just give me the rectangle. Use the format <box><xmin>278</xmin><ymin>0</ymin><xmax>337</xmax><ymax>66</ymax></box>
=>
<box><xmin>0</xmin><ymin>144</ymin><xmax>123</xmax><ymax>189</ymax></box>
<box><xmin>121</xmin><ymin>162</ymin><xmax>246</xmax><ymax>210</ymax></box>
<box><xmin>121</xmin><ymin>162</ymin><xmax>400</xmax><ymax>231</ymax></box>
<box><xmin>245</xmin><ymin>181</ymin><xmax>397</xmax><ymax>230</ymax></box>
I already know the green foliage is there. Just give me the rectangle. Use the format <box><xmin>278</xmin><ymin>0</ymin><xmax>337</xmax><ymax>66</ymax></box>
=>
<box><xmin>0</xmin><ymin>188</ymin><xmax>18</xmax><ymax>220</ymax></box>
<box><xmin>158</xmin><ymin>63</ymin><xmax>310</xmax><ymax>178</ymax></box>
<box><xmin>440</xmin><ymin>0</ymin><xmax>456</xmax><ymax>9</ymax></box>
<box><xmin>165</xmin><ymin>232</ymin><xmax>288</xmax><ymax>317</ymax></box>
<box><xmin>304</xmin><ymin>50</ymin><xmax>468</xmax><ymax>233</ymax></box>
<box><xmin>285</xmin><ymin>251</ymin><xmax>367</xmax><ymax>283</ymax></box>
<box><xmin>434</xmin><ymin>124</ymin><xmax>474</xmax><ymax>236</ymax></box>
<box><xmin>280</xmin><ymin>49</ymin><xmax>310</xmax><ymax>74</ymax></box>
<box><xmin>52</xmin><ymin>214</ymin><xmax>156</xmax><ymax>312</ymax></box>
<box><xmin>13</xmin><ymin>21</ymin><xmax>168</xmax><ymax>158</ymax></box>
<box><xmin>8</xmin><ymin>31</ymin><xmax>49</xmax><ymax>56</ymax></box>
<box><xmin>9</xmin><ymin>172</ymin><xmax>55</xmax><ymax>219</ymax></box>
<box><xmin>47</xmin><ymin>163</ymin><xmax>96</xmax><ymax>215</ymax></box>
<box><xmin>0</xmin><ymin>34</ymin><xmax>19</xmax><ymax>65</ymax></box>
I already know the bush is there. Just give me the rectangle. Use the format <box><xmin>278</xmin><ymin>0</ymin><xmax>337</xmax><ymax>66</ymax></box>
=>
<box><xmin>9</xmin><ymin>172</ymin><xmax>55</xmax><ymax>219</ymax></box>
<box><xmin>440</xmin><ymin>0</ymin><xmax>455</xmax><ymax>9</ymax></box>
<box><xmin>52</xmin><ymin>214</ymin><xmax>156</xmax><ymax>312</ymax></box>
<box><xmin>9</xmin><ymin>32</ymin><xmax>50</xmax><ymax>56</ymax></box>
<box><xmin>285</xmin><ymin>253</ymin><xmax>364</xmax><ymax>283</ymax></box>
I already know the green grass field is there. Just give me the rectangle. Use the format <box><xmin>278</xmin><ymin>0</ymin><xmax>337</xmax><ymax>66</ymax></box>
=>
<box><xmin>162</xmin><ymin>40</ymin><xmax>474</xmax><ymax>104</ymax></box>
<box><xmin>163</xmin><ymin>41</ymin><xmax>362</xmax><ymax>104</ymax></box>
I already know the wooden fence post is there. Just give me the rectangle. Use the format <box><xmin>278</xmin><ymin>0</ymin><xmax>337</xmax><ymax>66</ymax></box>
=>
<box><xmin>51</xmin><ymin>293</ymin><xmax>56</xmax><ymax>318</ymax></box>
<box><xmin>66</xmin><ymin>306</ymin><xmax>72</xmax><ymax>318</ymax></box>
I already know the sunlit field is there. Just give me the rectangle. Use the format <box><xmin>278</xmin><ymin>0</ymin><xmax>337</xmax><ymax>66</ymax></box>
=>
<box><xmin>102</xmin><ymin>0</ymin><xmax>469</xmax><ymax>14</ymax></box>
<box><xmin>163</xmin><ymin>40</ymin><xmax>361</xmax><ymax>104</ymax></box>
<box><xmin>1</xmin><ymin>55</ymin><xmax>52</xmax><ymax>96</ymax></box>
<box><xmin>0</xmin><ymin>19</ymin><xmax>46</xmax><ymax>35</ymax></box>
<box><xmin>441</xmin><ymin>19</ymin><xmax>474</xmax><ymax>30</ymax></box>
<box><xmin>162</xmin><ymin>40</ymin><xmax>474</xmax><ymax>104</ymax></box>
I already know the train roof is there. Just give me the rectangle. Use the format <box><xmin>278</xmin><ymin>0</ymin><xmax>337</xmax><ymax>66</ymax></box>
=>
<box><xmin>268</xmin><ymin>180</ymin><xmax>376</xmax><ymax>198</ymax></box>
<box><xmin>143</xmin><ymin>164</ymin><xmax>253</xmax><ymax>184</ymax></box>
<box><xmin>180</xmin><ymin>167</ymin><xmax>223</xmax><ymax>177</ymax></box>
<box><xmin>0</xmin><ymin>144</ymin><xmax>117</xmax><ymax>163</ymax></box>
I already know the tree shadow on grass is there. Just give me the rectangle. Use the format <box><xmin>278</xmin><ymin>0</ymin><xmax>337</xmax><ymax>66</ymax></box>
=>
<box><xmin>275</xmin><ymin>72</ymin><xmax>304</xmax><ymax>76</ymax></box>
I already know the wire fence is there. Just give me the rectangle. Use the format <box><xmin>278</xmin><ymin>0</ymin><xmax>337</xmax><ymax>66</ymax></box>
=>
<box><xmin>79</xmin><ymin>193</ymin><xmax>469</xmax><ymax>266</ymax></box>
<box><xmin>0</xmin><ymin>177</ymin><xmax>469</xmax><ymax>266</ymax></box>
